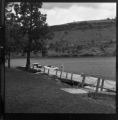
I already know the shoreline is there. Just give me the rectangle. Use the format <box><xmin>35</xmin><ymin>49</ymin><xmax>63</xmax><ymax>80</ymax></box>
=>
<box><xmin>6</xmin><ymin>57</ymin><xmax>116</xmax><ymax>80</ymax></box>
<box><xmin>10</xmin><ymin>56</ymin><xmax>116</xmax><ymax>59</ymax></box>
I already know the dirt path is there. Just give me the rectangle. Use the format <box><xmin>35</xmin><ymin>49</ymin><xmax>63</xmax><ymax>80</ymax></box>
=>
<box><xmin>5</xmin><ymin>68</ymin><xmax>115</xmax><ymax>113</ymax></box>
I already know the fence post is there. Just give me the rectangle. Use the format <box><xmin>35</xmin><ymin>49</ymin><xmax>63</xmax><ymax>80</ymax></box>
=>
<box><xmin>60</xmin><ymin>70</ymin><xmax>62</xmax><ymax>78</ymax></box>
<box><xmin>71</xmin><ymin>73</ymin><xmax>74</xmax><ymax>86</ymax></box>
<box><xmin>96</xmin><ymin>77</ymin><xmax>101</xmax><ymax>94</ymax></box>
<box><xmin>44</xmin><ymin>67</ymin><xmax>45</xmax><ymax>73</ymax></box>
<box><xmin>100</xmin><ymin>79</ymin><xmax>104</xmax><ymax>91</ymax></box>
<box><xmin>71</xmin><ymin>73</ymin><xmax>73</xmax><ymax>81</ymax></box>
<box><xmin>81</xmin><ymin>73</ymin><xmax>86</xmax><ymax>88</ymax></box>
<box><xmin>56</xmin><ymin>70</ymin><xmax>58</xmax><ymax>76</ymax></box>
<box><xmin>48</xmin><ymin>69</ymin><xmax>50</xmax><ymax>75</ymax></box>
<box><xmin>66</xmin><ymin>72</ymin><xmax>68</xmax><ymax>79</ymax></box>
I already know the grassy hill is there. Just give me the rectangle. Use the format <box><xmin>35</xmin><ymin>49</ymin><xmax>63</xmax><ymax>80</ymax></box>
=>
<box><xmin>48</xmin><ymin>18</ymin><xmax>116</xmax><ymax>57</ymax></box>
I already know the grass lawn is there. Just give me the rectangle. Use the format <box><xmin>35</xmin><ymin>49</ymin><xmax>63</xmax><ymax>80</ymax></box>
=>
<box><xmin>5</xmin><ymin>68</ymin><xmax>115</xmax><ymax>113</ymax></box>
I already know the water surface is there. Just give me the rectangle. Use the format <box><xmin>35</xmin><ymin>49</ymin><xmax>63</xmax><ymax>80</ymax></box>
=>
<box><xmin>9</xmin><ymin>57</ymin><xmax>116</xmax><ymax>80</ymax></box>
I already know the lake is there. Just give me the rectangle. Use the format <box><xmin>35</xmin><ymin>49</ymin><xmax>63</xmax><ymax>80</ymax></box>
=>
<box><xmin>9</xmin><ymin>57</ymin><xmax>116</xmax><ymax>80</ymax></box>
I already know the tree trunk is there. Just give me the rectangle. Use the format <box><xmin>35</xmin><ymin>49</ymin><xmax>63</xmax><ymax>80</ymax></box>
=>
<box><xmin>25</xmin><ymin>35</ymin><xmax>32</xmax><ymax>70</ymax></box>
<box><xmin>8</xmin><ymin>50</ymin><xmax>10</xmax><ymax>68</ymax></box>
<box><xmin>26</xmin><ymin>50</ymin><xmax>30</xmax><ymax>70</ymax></box>
<box><xmin>25</xmin><ymin>4</ymin><xmax>33</xmax><ymax>70</ymax></box>
<box><xmin>25</xmin><ymin>35</ymin><xmax>31</xmax><ymax>70</ymax></box>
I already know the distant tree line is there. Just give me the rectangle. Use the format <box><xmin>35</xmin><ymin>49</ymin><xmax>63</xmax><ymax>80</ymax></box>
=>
<box><xmin>48</xmin><ymin>29</ymin><xmax>116</xmax><ymax>57</ymax></box>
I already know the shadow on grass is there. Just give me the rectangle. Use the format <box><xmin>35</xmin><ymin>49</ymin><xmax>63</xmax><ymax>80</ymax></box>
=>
<box><xmin>51</xmin><ymin>76</ymin><xmax>115</xmax><ymax>101</ymax></box>
<box><xmin>16</xmin><ymin>66</ymin><xmax>41</xmax><ymax>73</ymax></box>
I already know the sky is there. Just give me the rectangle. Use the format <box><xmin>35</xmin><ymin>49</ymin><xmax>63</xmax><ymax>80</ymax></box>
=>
<box><xmin>40</xmin><ymin>3</ymin><xmax>116</xmax><ymax>26</ymax></box>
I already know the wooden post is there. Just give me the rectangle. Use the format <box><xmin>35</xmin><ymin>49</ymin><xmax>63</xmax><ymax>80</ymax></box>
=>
<box><xmin>60</xmin><ymin>64</ymin><xmax>64</xmax><ymax>71</ymax></box>
<box><xmin>44</xmin><ymin>67</ymin><xmax>45</xmax><ymax>73</ymax></box>
<box><xmin>60</xmin><ymin>70</ymin><xmax>62</xmax><ymax>78</ymax></box>
<box><xmin>81</xmin><ymin>73</ymin><xmax>86</xmax><ymax>88</ymax></box>
<box><xmin>48</xmin><ymin>69</ymin><xmax>50</xmax><ymax>75</ymax></box>
<box><xmin>71</xmin><ymin>73</ymin><xmax>73</xmax><ymax>81</ymax></box>
<box><xmin>96</xmin><ymin>77</ymin><xmax>101</xmax><ymax>93</ymax></box>
<box><xmin>66</xmin><ymin>72</ymin><xmax>68</xmax><ymax>79</ymax></box>
<box><xmin>71</xmin><ymin>73</ymin><xmax>74</xmax><ymax>86</ymax></box>
<box><xmin>100</xmin><ymin>79</ymin><xmax>104</xmax><ymax>91</ymax></box>
<box><xmin>56</xmin><ymin>70</ymin><xmax>58</xmax><ymax>76</ymax></box>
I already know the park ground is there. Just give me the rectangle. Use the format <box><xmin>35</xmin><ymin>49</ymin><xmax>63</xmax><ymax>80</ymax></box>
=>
<box><xmin>5</xmin><ymin>67</ymin><xmax>116</xmax><ymax>113</ymax></box>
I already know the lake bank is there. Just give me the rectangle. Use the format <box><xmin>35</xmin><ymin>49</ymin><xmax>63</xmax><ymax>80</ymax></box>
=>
<box><xmin>6</xmin><ymin>57</ymin><xmax>116</xmax><ymax>80</ymax></box>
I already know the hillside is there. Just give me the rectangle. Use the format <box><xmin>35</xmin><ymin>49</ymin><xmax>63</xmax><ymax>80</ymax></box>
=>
<box><xmin>48</xmin><ymin>19</ymin><xmax>116</xmax><ymax>57</ymax></box>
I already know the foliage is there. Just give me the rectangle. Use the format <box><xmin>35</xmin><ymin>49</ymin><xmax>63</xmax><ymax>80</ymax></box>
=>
<box><xmin>5</xmin><ymin>2</ymin><xmax>23</xmax><ymax>67</ymax></box>
<box><xmin>11</xmin><ymin>2</ymin><xmax>51</xmax><ymax>69</ymax></box>
<box><xmin>49</xmin><ymin>19</ymin><xmax>116</xmax><ymax>57</ymax></box>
